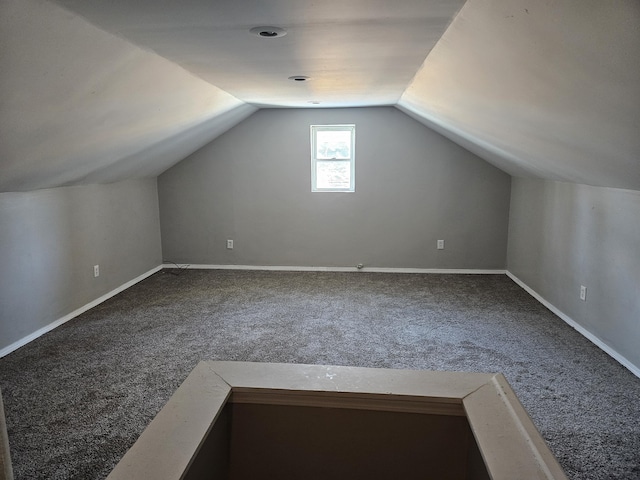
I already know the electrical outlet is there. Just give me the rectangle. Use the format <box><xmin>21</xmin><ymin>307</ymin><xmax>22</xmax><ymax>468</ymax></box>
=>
<box><xmin>437</xmin><ymin>239</ymin><xmax>445</xmax><ymax>250</ymax></box>
<box><xmin>580</xmin><ymin>285</ymin><xmax>587</xmax><ymax>301</ymax></box>
<box><xmin>93</xmin><ymin>265</ymin><xmax>100</xmax><ymax>277</ymax></box>
<box><xmin>226</xmin><ymin>239</ymin><xmax>234</xmax><ymax>249</ymax></box>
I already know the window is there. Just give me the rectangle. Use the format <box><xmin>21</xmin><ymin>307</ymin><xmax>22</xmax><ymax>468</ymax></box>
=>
<box><xmin>311</xmin><ymin>124</ymin><xmax>355</xmax><ymax>192</ymax></box>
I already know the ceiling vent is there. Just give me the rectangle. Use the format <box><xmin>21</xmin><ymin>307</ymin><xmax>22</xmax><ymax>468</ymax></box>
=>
<box><xmin>249</xmin><ymin>26</ymin><xmax>287</xmax><ymax>38</ymax></box>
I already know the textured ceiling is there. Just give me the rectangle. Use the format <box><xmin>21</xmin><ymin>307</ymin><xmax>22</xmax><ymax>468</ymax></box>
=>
<box><xmin>1</xmin><ymin>0</ymin><xmax>638</xmax><ymax>193</ymax></box>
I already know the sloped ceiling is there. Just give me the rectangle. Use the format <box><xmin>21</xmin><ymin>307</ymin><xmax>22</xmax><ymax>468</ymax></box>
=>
<box><xmin>399</xmin><ymin>0</ymin><xmax>640</xmax><ymax>191</ymax></box>
<box><xmin>0</xmin><ymin>0</ymin><xmax>256</xmax><ymax>192</ymax></box>
<box><xmin>1</xmin><ymin>0</ymin><xmax>638</xmax><ymax>193</ymax></box>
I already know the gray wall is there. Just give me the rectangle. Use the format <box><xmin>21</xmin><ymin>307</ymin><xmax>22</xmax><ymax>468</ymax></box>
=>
<box><xmin>507</xmin><ymin>178</ymin><xmax>640</xmax><ymax>370</ymax></box>
<box><xmin>0</xmin><ymin>179</ymin><xmax>162</xmax><ymax>351</ymax></box>
<box><xmin>159</xmin><ymin>107</ymin><xmax>511</xmax><ymax>269</ymax></box>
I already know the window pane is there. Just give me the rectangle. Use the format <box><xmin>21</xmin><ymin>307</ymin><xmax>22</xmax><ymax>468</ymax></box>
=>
<box><xmin>316</xmin><ymin>161</ymin><xmax>351</xmax><ymax>189</ymax></box>
<box><xmin>316</xmin><ymin>130</ymin><xmax>352</xmax><ymax>159</ymax></box>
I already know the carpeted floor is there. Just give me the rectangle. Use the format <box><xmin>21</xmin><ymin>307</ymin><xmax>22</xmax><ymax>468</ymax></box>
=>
<box><xmin>0</xmin><ymin>270</ymin><xmax>639</xmax><ymax>479</ymax></box>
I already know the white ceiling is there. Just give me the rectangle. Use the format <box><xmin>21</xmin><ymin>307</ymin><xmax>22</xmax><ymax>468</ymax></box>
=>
<box><xmin>1</xmin><ymin>0</ymin><xmax>639</xmax><ymax>192</ymax></box>
<box><xmin>48</xmin><ymin>0</ymin><xmax>465</xmax><ymax>108</ymax></box>
<box><xmin>399</xmin><ymin>0</ymin><xmax>640</xmax><ymax>190</ymax></box>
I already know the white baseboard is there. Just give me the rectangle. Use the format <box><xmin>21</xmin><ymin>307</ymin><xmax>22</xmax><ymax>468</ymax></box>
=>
<box><xmin>0</xmin><ymin>265</ymin><xmax>163</xmax><ymax>358</ymax></box>
<box><xmin>163</xmin><ymin>264</ymin><xmax>507</xmax><ymax>274</ymax></box>
<box><xmin>15</xmin><ymin>264</ymin><xmax>631</xmax><ymax>381</ymax></box>
<box><xmin>506</xmin><ymin>271</ymin><xmax>640</xmax><ymax>379</ymax></box>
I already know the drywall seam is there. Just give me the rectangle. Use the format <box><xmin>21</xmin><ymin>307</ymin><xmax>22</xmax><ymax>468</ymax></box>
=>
<box><xmin>0</xmin><ymin>265</ymin><xmax>163</xmax><ymax>358</ymax></box>
<box><xmin>163</xmin><ymin>264</ymin><xmax>506</xmax><ymax>274</ymax></box>
<box><xmin>506</xmin><ymin>271</ymin><xmax>640</xmax><ymax>379</ymax></box>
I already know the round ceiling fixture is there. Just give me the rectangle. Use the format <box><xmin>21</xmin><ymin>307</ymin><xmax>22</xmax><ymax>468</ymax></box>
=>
<box><xmin>249</xmin><ymin>26</ymin><xmax>287</xmax><ymax>38</ymax></box>
<box><xmin>288</xmin><ymin>75</ymin><xmax>309</xmax><ymax>82</ymax></box>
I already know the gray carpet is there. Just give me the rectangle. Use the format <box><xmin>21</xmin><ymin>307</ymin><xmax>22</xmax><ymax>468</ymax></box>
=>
<box><xmin>0</xmin><ymin>270</ymin><xmax>639</xmax><ymax>479</ymax></box>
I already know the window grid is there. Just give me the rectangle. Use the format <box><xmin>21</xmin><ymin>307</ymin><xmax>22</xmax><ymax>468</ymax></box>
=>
<box><xmin>311</xmin><ymin>124</ymin><xmax>355</xmax><ymax>193</ymax></box>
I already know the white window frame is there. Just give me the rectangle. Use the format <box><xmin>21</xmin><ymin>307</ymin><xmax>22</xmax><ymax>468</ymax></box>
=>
<box><xmin>311</xmin><ymin>124</ymin><xmax>355</xmax><ymax>193</ymax></box>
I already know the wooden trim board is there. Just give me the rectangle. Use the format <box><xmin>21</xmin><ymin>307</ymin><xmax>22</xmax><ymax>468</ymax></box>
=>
<box><xmin>107</xmin><ymin>362</ymin><xmax>568</xmax><ymax>480</ymax></box>
<box><xmin>0</xmin><ymin>388</ymin><xmax>13</xmax><ymax>480</ymax></box>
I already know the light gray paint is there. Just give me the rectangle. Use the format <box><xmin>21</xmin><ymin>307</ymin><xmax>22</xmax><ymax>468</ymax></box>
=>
<box><xmin>507</xmin><ymin>178</ymin><xmax>640</xmax><ymax>370</ymax></box>
<box><xmin>159</xmin><ymin>107</ymin><xmax>511</xmax><ymax>269</ymax></box>
<box><xmin>48</xmin><ymin>0</ymin><xmax>465</xmax><ymax>108</ymax></box>
<box><xmin>0</xmin><ymin>179</ymin><xmax>162</xmax><ymax>350</ymax></box>
<box><xmin>400</xmin><ymin>0</ymin><xmax>640</xmax><ymax>191</ymax></box>
<box><xmin>0</xmin><ymin>0</ymin><xmax>255</xmax><ymax>193</ymax></box>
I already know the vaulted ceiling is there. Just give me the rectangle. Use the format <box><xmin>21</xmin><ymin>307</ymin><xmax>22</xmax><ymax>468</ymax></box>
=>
<box><xmin>1</xmin><ymin>0</ymin><xmax>638</xmax><ymax>193</ymax></box>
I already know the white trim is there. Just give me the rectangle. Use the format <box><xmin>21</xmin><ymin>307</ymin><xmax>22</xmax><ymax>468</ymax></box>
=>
<box><xmin>163</xmin><ymin>264</ymin><xmax>506</xmax><ymax>274</ymax></box>
<box><xmin>9</xmin><ymin>265</ymin><xmax>634</xmax><ymax>380</ymax></box>
<box><xmin>506</xmin><ymin>271</ymin><xmax>640</xmax><ymax>379</ymax></box>
<box><xmin>0</xmin><ymin>265</ymin><xmax>163</xmax><ymax>358</ymax></box>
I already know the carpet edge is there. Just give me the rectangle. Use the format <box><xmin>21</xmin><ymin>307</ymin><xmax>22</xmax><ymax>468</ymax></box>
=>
<box><xmin>0</xmin><ymin>265</ymin><xmax>163</xmax><ymax>358</ymax></box>
<box><xmin>162</xmin><ymin>264</ymin><xmax>507</xmax><ymax>274</ymax></box>
<box><xmin>506</xmin><ymin>271</ymin><xmax>640</xmax><ymax>379</ymax></box>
